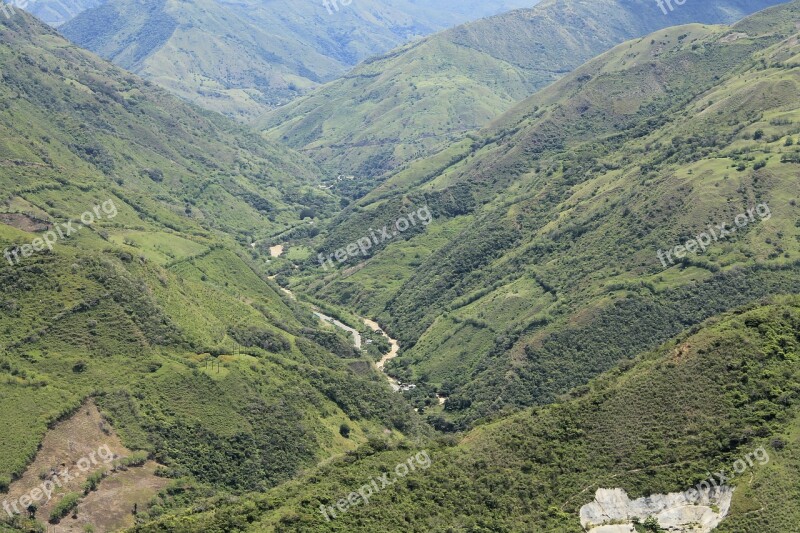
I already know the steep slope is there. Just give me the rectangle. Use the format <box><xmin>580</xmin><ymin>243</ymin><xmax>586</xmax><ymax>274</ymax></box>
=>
<box><xmin>135</xmin><ymin>297</ymin><xmax>800</xmax><ymax>531</ymax></box>
<box><xmin>2</xmin><ymin>5</ymin><xmax>339</xmax><ymax>243</ymax></box>
<box><xmin>286</xmin><ymin>1</ymin><xmax>800</xmax><ymax>428</ymax></box>
<box><xmin>59</xmin><ymin>0</ymin><xmax>536</xmax><ymax>121</ymax></box>
<box><xmin>260</xmin><ymin>0</ymin><xmax>789</xmax><ymax>192</ymax></box>
<box><xmin>0</xmin><ymin>12</ymin><xmax>422</xmax><ymax>530</ymax></box>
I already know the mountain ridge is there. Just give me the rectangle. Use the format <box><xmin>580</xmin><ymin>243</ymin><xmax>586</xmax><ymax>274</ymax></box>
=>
<box><xmin>260</xmin><ymin>0</ymin><xmax>788</xmax><ymax>192</ymax></box>
<box><xmin>280</xmin><ymin>0</ymin><xmax>800</xmax><ymax>430</ymax></box>
<box><xmin>59</xmin><ymin>0</ymin><xmax>538</xmax><ymax>121</ymax></box>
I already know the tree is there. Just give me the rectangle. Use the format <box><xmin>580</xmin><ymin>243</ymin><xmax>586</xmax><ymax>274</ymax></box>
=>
<box><xmin>643</xmin><ymin>516</ymin><xmax>662</xmax><ymax>532</ymax></box>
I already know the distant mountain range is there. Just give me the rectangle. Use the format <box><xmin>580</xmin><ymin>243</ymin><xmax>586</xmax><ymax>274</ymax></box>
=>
<box><xmin>58</xmin><ymin>0</ymin><xmax>537</xmax><ymax>121</ymax></box>
<box><xmin>260</xmin><ymin>0</ymin><xmax>789</xmax><ymax>192</ymax></box>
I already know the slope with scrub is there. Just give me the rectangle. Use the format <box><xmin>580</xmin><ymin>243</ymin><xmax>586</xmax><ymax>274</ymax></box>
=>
<box><xmin>133</xmin><ymin>297</ymin><xmax>800</xmax><ymax>531</ymax></box>
<box><xmin>0</xmin><ymin>12</ymin><xmax>423</xmax><ymax>531</ymax></box>
<box><xmin>295</xmin><ymin>1</ymin><xmax>800</xmax><ymax>428</ymax></box>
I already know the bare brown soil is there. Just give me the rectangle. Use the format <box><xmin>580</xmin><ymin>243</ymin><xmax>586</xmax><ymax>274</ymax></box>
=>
<box><xmin>3</xmin><ymin>401</ymin><xmax>168</xmax><ymax>532</ymax></box>
<box><xmin>0</xmin><ymin>213</ymin><xmax>50</xmax><ymax>233</ymax></box>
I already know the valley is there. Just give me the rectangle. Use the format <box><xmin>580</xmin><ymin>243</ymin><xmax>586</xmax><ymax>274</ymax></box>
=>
<box><xmin>1</xmin><ymin>0</ymin><xmax>799</xmax><ymax>531</ymax></box>
<box><xmin>315</xmin><ymin>310</ymin><xmax>403</xmax><ymax>391</ymax></box>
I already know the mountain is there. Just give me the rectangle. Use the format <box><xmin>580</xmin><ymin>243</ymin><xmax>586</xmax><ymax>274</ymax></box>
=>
<box><xmin>13</xmin><ymin>0</ymin><xmax>105</xmax><ymax>26</ymax></box>
<box><xmin>135</xmin><ymin>297</ymin><xmax>800</xmax><ymax>531</ymax></box>
<box><xmin>260</xmin><ymin>0</ymin><xmax>789</xmax><ymax>195</ymax></box>
<box><xmin>2</xmin><ymin>5</ymin><xmax>341</xmax><ymax>241</ymax></box>
<box><xmin>58</xmin><ymin>0</ymin><xmax>537</xmax><ymax>121</ymax></box>
<box><xmin>281</xmin><ymin>0</ymin><xmax>800</xmax><ymax>430</ymax></box>
<box><xmin>0</xmin><ymin>12</ymin><xmax>423</xmax><ymax>530</ymax></box>
<box><xmin>2</xmin><ymin>1</ymin><xmax>800</xmax><ymax>532</ymax></box>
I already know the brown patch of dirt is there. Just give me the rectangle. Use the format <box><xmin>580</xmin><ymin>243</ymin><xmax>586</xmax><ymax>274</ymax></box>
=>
<box><xmin>1</xmin><ymin>401</ymin><xmax>167</xmax><ymax>532</ymax></box>
<box><xmin>60</xmin><ymin>461</ymin><xmax>171</xmax><ymax>533</ymax></box>
<box><xmin>0</xmin><ymin>213</ymin><xmax>51</xmax><ymax>233</ymax></box>
<box><xmin>672</xmin><ymin>343</ymin><xmax>692</xmax><ymax>362</ymax></box>
<box><xmin>720</xmin><ymin>32</ymin><xmax>749</xmax><ymax>43</ymax></box>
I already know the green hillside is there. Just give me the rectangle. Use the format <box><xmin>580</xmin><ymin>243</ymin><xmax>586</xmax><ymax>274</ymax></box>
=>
<box><xmin>58</xmin><ymin>0</ymin><xmax>536</xmax><ymax>121</ymax></box>
<box><xmin>133</xmin><ymin>297</ymin><xmax>800</xmax><ymax>531</ymax></box>
<box><xmin>1</xmin><ymin>8</ymin><xmax>342</xmax><ymax>242</ymax></box>
<box><xmin>260</xmin><ymin>0</ymin><xmax>788</xmax><ymax>194</ymax></box>
<box><xmin>0</xmin><ymin>12</ymin><xmax>424</xmax><ymax>531</ymax></box>
<box><xmin>281</xmin><ymin>1</ymin><xmax>800</xmax><ymax>429</ymax></box>
<box><xmin>2</xmin><ymin>1</ymin><xmax>799</xmax><ymax>531</ymax></box>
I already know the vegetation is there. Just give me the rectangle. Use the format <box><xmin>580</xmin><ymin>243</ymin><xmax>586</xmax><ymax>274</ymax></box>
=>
<box><xmin>260</xmin><ymin>0</ymin><xmax>785</xmax><ymax>189</ymax></box>
<box><xmin>1</xmin><ymin>1</ymin><xmax>799</xmax><ymax>531</ymax></box>
<box><xmin>135</xmin><ymin>298</ymin><xmax>800</xmax><ymax>531</ymax></box>
<box><xmin>49</xmin><ymin>492</ymin><xmax>80</xmax><ymax>523</ymax></box>
<box><xmin>82</xmin><ymin>469</ymin><xmax>106</xmax><ymax>494</ymax></box>
<box><xmin>60</xmin><ymin>0</ymin><xmax>534</xmax><ymax>121</ymax></box>
<box><xmin>293</xmin><ymin>2</ymin><xmax>800</xmax><ymax>428</ymax></box>
<box><xmin>0</xmin><ymin>13</ymin><xmax>423</xmax><ymax>528</ymax></box>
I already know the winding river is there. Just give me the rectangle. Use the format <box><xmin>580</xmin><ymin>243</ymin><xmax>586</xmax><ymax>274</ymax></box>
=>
<box><xmin>363</xmin><ymin>318</ymin><xmax>401</xmax><ymax>391</ymax></box>
<box><xmin>270</xmin><ymin>278</ymin><xmax>408</xmax><ymax>394</ymax></box>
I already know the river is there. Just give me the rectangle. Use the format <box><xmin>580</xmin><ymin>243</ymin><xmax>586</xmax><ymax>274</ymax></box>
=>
<box><xmin>270</xmin><ymin>280</ymin><xmax>410</xmax><ymax>394</ymax></box>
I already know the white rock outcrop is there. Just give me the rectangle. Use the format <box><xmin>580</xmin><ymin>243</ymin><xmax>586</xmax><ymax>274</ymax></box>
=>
<box><xmin>580</xmin><ymin>486</ymin><xmax>733</xmax><ymax>532</ymax></box>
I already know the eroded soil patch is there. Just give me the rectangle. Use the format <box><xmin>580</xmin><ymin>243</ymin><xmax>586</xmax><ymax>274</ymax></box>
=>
<box><xmin>1</xmin><ymin>400</ymin><xmax>168</xmax><ymax>532</ymax></box>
